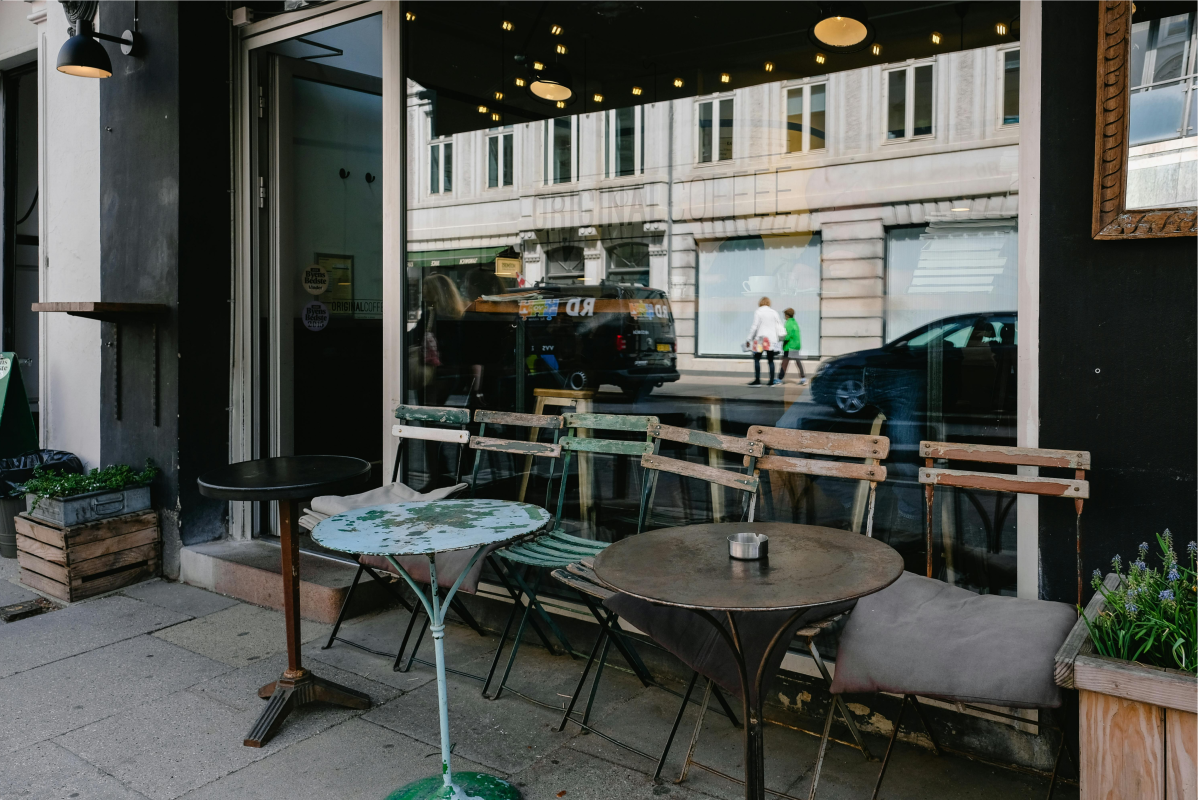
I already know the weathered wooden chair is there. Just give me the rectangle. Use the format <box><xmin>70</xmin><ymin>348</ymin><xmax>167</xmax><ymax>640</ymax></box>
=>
<box><xmin>819</xmin><ymin>441</ymin><xmax>1088</xmax><ymax>800</ymax></box>
<box><xmin>484</xmin><ymin>412</ymin><xmax>661</xmax><ymax>704</ymax></box>
<box><xmin>311</xmin><ymin>405</ymin><xmax>485</xmax><ymax>671</ymax></box>
<box><xmin>553</xmin><ymin>423</ymin><xmax>764</xmax><ymax>781</ymax></box>
<box><xmin>664</xmin><ymin>425</ymin><xmax>890</xmax><ymax>796</ymax></box>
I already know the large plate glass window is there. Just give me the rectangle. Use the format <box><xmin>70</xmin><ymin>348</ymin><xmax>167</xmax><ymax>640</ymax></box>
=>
<box><xmin>786</xmin><ymin>83</ymin><xmax>827</xmax><ymax>153</ymax></box>
<box><xmin>885</xmin><ymin>62</ymin><xmax>935</xmax><ymax>140</ymax></box>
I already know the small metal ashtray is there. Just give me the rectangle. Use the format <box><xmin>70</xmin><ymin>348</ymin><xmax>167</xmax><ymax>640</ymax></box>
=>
<box><xmin>728</xmin><ymin>532</ymin><xmax>769</xmax><ymax>560</ymax></box>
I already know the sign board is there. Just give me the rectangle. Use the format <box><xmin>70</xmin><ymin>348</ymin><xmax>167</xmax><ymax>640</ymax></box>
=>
<box><xmin>0</xmin><ymin>353</ymin><xmax>37</xmax><ymax>458</ymax></box>
<box><xmin>495</xmin><ymin>257</ymin><xmax>522</xmax><ymax>277</ymax></box>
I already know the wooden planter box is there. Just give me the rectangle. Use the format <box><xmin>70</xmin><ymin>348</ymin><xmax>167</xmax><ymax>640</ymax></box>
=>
<box><xmin>1055</xmin><ymin>573</ymin><xmax>1197</xmax><ymax>800</ymax></box>
<box><xmin>14</xmin><ymin>510</ymin><xmax>159</xmax><ymax>602</ymax></box>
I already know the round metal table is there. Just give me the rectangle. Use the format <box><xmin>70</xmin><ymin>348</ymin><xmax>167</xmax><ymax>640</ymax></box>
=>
<box><xmin>197</xmin><ymin>455</ymin><xmax>371</xmax><ymax>747</ymax></box>
<box><xmin>591</xmin><ymin>521</ymin><xmax>903</xmax><ymax>800</ymax></box>
<box><xmin>312</xmin><ymin>499</ymin><xmax>552</xmax><ymax>800</ymax></box>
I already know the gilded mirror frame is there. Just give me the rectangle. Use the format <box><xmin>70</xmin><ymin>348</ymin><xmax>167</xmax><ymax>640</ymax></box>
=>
<box><xmin>1093</xmin><ymin>0</ymin><xmax>1198</xmax><ymax>239</ymax></box>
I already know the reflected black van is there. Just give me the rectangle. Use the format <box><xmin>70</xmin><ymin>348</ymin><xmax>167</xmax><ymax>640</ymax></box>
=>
<box><xmin>468</xmin><ymin>282</ymin><xmax>680</xmax><ymax>399</ymax></box>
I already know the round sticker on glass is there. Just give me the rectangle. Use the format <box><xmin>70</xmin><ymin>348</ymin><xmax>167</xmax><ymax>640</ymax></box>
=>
<box><xmin>302</xmin><ymin>265</ymin><xmax>328</xmax><ymax>295</ymax></box>
<box><xmin>302</xmin><ymin>301</ymin><xmax>329</xmax><ymax>332</ymax></box>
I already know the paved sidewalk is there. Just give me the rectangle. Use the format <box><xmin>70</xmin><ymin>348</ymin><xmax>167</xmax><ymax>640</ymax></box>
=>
<box><xmin>0</xmin><ymin>564</ymin><xmax>1076</xmax><ymax>800</ymax></box>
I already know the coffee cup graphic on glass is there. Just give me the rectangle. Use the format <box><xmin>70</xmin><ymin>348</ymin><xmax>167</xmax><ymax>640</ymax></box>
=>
<box><xmin>742</xmin><ymin>275</ymin><xmax>777</xmax><ymax>294</ymax></box>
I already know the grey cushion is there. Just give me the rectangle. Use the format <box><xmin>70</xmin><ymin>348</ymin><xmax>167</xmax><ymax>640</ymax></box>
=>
<box><xmin>828</xmin><ymin>572</ymin><xmax>1076</xmax><ymax>709</ymax></box>
<box><xmin>605</xmin><ymin>594</ymin><xmax>856</xmax><ymax>706</ymax></box>
<box><xmin>309</xmin><ymin>481</ymin><xmax>489</xmax><ymax>595</ymax></box>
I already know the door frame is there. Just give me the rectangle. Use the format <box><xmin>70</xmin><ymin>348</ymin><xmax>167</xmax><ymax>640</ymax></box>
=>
<box><xmin>231</xmin><ymin>1</ymin><xmax>403</xmax><ymax>539</ymax></box>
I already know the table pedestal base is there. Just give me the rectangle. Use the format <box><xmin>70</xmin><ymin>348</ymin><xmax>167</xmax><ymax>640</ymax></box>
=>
<box><xmin>245</xmin><ymin>668</ymin><xmax>370</xmax><ymax>747</ymax></box>
<box><xmin>387</xmin><ymin>772</ymin><xmax>521</xmax><ymax>800</ymax></box>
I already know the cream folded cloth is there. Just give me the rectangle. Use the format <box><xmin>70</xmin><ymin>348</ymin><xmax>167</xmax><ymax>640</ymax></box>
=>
<box><xmin>299</xmin><ymin>481</ymin><xmax>468</xmax><ymax>533</ymax></box>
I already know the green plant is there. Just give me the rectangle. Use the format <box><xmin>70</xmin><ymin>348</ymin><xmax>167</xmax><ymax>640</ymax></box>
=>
<box><xmin>1083</xmin><ymin>531</ymin><xmax>1197</xmax><ymax>673</ymax></box>
<box><xmin>19</xmin><ymin>460</ymin><xmax>157</xmax><ymax>510</ymax></box>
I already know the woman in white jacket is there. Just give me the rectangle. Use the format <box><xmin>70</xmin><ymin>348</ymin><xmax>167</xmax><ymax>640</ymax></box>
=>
<box><xmin>746</xmin><ymin>296</ymin><xmax>785</xmax><ymax>386</ymax></box>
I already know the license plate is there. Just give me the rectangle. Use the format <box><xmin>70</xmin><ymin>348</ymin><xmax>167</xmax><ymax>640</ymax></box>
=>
<box><xmin>656</xmin><ymin>343</ymin><xmax>672</xmax><ymax>352</ymax></box>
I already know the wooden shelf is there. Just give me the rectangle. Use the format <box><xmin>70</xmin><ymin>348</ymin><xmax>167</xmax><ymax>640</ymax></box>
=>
<box><xmin>31</xmin><ymin>302</ymin><xmax>169</xmax><ymax>322</ymax></box>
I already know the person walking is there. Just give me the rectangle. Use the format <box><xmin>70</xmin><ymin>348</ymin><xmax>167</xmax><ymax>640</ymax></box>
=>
<box><xmin>746</xmin><ymin>296</ymin><xmax>785</xmax><ymax>386</ymax></box>
<box><xmin>779</xmin><ymin>307</ymin><xmax>806</xmax><ymax>384</ymax></box>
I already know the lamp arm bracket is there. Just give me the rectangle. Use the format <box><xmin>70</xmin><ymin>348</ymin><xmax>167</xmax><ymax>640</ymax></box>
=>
<box><xmin>93</xmin><ymin>30</ymin><xmax>141</xmax><ymax>57</ymax></box>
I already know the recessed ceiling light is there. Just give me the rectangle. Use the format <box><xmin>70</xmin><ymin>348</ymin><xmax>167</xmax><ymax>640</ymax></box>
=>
<box><xmin>995</xmin><ymin>22</ymin><xmax>1008</xmax><ymax>35</ymax></box>
<box><xmin>491</xmin><ymin>112</ymin><xmax>501</xmax><ymax>121</ymax></box>
<box><xmin>720</xmin><ymin>73</ymin><xmax>730</xmax><ymax>83</ymax></box>
<box><xmin>931</xmin><ymin>31</ymin><xmax>943</xmax><ymax>45</ymax></box>
<box><xmin>477</xmin><ymin>105</ymin><xmax>488</xmax><ymax>113</ymax></box>
<box><xmin>556</xmin><ymin>44</ymin><xmax>568</xmax><ymax>55</ymax></box>
<box><xmin>764</xmin><ymin>62</ymin><xmax>775</xmax><ymax>72</ymax></box>
<box><xmin>550</xmin><ymin>24</ymin><xmax>563</xmax><ymax>35</ymax></box>
<box><xmin>593</xmin><ymin>93</ymin><xmax>603</xmax><ymax>102</ymax></box>
<box><xmin>815</xmin><ymin>53</ymin><xmax>827</xmax><ymax>65</ymax></box>
<box><xmin>632</xmin><ymin>86</ymin><xmax>643</xmax><ymax>96</ymax></box>
<box><xmin>673</xmin><ymin>78</ymin><xmax>684</xmax><ymax>88</ymax></box>
<box><xmin>494</xmin><ymin>91</ymin><xmax>504</xmax><ymax>100</ymax></box>
<box><xmin>533</xmin><ymin>61</ymin><xmax>545</xmax><ymax>71</ymax></box>
<box><xmin>405</xmin><ymin>11</ymin><xmax>415</xmax><ymax>21</ymax></box>
<box><xmin>501</xmin><ymin>20</ymin><xmax>513</xmax><ymax>31</ymax></box>
<box><xmin>871</xmin><ymin>43</ymin><xmax>882</xmax><ymax>56</ymax></box>
<box><xmin>515</xmin><ymin>77</ymin><xmax>526</xmax><ymax>87</ymax></box>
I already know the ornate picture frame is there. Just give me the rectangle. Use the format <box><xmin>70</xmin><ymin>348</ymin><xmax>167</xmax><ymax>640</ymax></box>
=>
<box><xmin>1093</xmin><ymin>1</ymin><xmax>1197</xmax><ymax>239</ymax></box>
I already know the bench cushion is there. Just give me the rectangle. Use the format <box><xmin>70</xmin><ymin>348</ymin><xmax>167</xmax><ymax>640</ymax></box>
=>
<box><xmin>828</xmin><ymin>572</ymin><xmax>1076</xmax><ymax>708</ymax></box>
<box><xmin>605</xmin><ymin>594</ymin><xmax>856</xmax><ymax>705</ymax></box>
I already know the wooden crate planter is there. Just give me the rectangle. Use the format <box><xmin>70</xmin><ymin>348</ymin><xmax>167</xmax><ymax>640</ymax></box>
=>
<box><xmin>1056</xmin><ymin>574</ymin><xmax>1197</xmax><ymax>800</ymax></box>
<box><xmin>14</xmin><ymin>510</ymin><xmax>159</xmax><ymax>602</ymax></box>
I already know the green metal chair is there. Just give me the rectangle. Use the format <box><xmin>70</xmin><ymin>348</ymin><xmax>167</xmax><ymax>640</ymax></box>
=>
<box><xmin>482</xmin><ymin>412</ymin><xmax>661</xmax><ymax>703</ymax></box>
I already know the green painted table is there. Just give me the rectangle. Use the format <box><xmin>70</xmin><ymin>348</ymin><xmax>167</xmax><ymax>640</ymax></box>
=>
<box><xmin>312</xmin><ymin>499</ymin><xmax>551</xmax><ymax>800</ymax></box>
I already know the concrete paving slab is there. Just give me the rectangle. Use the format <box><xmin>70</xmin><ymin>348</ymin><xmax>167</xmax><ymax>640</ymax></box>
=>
<box><xmin>121</xmin><ymin>580</ymin><xmax>239</xmax><ymax>619</ymax></box>
<box><xmin>0</xmin><ymin>575</ymin><xmax>39</xmax><ymax>607</ymax></box>
<box><xmin>513</xmin><ymin>746</ymin><xmax>712</xmax><ymax>800</ymax></box>
<box><xmin>0</xmin><ymin>740</ymin><xmax>151</xmax><ymax>800</ymax></box>
<box><xmin>188</xmin><ymin>651</ymin><xmax>401</xmax><ymax>714</ymax></box>
<box><xmin>308</xmin><ymin>604</ymin><xmax>498</xmax><ymax>692</ymax></box>
<box><xmin>0</xmin><ymin>635</ymin><xmax>230</xmax><ymax>755</ymax></box>
<box><xmin>0</xmin><ymin>594</ymin><xmax>190</xmax><ymax>679</ymax></box>
<box><xmin>176</xmin><ymin>718</ymin><xmax>494</xmax><ymax>800</ymax></box>
<box><xmin>151</xmin><ymin>602</ymin><xmax>331</xmax><ymax>667</ymax></box>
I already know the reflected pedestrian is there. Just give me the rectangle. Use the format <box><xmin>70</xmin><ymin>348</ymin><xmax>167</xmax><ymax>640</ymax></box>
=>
<box><xmin>779</xmin><ymin>308</ymin><xmax>806</xmax><ymax>385</ymax></box>
<box><xmin>746</xmin><ymin>296</ymin><xmax>784</xmax><ymax>386</ymax></box>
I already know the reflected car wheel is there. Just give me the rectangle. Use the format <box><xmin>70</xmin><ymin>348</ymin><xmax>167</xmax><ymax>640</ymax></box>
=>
<box><xmin>567</xmin><ymin>371</ymin><xmax>590</xmax><ymax>391</ymax></box>
<box><xmin>834</xmin><ymin>378</ymin><xmax>867</xmax><ymax>415</ymax></box>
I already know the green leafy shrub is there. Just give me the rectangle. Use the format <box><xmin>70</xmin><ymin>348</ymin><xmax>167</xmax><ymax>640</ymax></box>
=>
<box><xmin>1084</xmin><ymin>532</ymin><xmax>1197</xmax><ymax>673</ymax></box>
<box><xmin>19</xmin><ymin>460</ymin><xmax>157</xmax><ymax>510</ymax></box>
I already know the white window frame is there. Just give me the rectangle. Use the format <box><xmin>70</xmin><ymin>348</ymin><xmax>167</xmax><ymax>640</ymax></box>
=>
<box><xmin>882</xmin><ymin>60</ymin><xmax>937</xmax><ymax>142</ymax></box>
<box><xmin>604</xmin><ymin>106</ymin><xmax>644</xmax><ymax>178</ymax></box>
<box><xmin>784</xmin><ymin>81</ymin><xmax>829</xmax><ymax>154</ymax></box>
<box><xmin>428</xmin><ymin>137</ymin><xmax>453</xmax><ymax>196</ymax></box>
<box><xmin>694</xmin><ymin>94</ymin><xmax>735</xmax><ymax>165</ymax></box>
<box><xmin>544</xmin><ymin>117</ymin><xmax>578</xmax><ymax>186</ymax></box>
<box><xmin>997</xmin><ymin>46</ymin><xmax>1021</xmax><ymax>129</ymax></box>
<box><xmin>486</xmin><ymin>126</ymin><xmax>515</xmax><ymax>189</ymax></box>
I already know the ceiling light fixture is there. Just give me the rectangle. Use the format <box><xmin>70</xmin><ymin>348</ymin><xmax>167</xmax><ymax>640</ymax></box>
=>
<box><xmin>809</xmin><ymin>2</ymin><xmax>874</xmax><ymax>53</ymax></box>
<box><xmin>528</xmin><ymin>61</ymin><xmax>574</xmax><ymax>103</ymax></box>
<box><xmin>871</xmin><ymin>43</ymin><xmax>882</xmax><ymax>56</ymax></box>
<box><xmin>764</xmin><ymin>62</ymin><xmax>775</xmax><ymax>72</ymax></box>
<box><xmin>720</xmin><ymin>73</ymin><xmax>730</xmax><ymax>83</ymax></box>
<box><xmin>995</xmin><ymin>22</ymin><xmax>1008</xmax><ymax>35</ymax></box>
<box><xmin>56</xmin><ymin>5</ymin><xmax>141</xmax><ymax>79</ymax></box>
<box><xmin>593</xmin><ymin>93</ymin><xmax>604</xmax><ymax>103</ymax></box>
<box><xmin>556</xmin><ymin>44</ymin><xmax>568</xmax><ymax>55</ymax></box>
<box><xmin>550</xmin><ymin>24</ymin><xmax>563</xmax><ymax>35</ymax></box>
<box><xmin>477</xmin><ymin>105</ymin><xmax>489</xmax><ymax>114</ymax></box>
<box><xmin>815</xmin><ymin>53</ymin><xmax>826</xmax><ymax>65</ymax></box>
<box><xmin>673</xmin><ymin>78</ymin><xmax>684</xmax><ymax>88</ymax></box>
<box><xmin>556</xmin><ymin>101</ymin><xmax>565</xmax><ymax>108</ymax></box>
<box><xmin>515</xmin><ymin>77</ymin><xmax>526</xmax><ymax>87</ymax></box>
<box><xmin>501</xmin><ymin>20</ymin><xmax>513</xmax><ymax>31</ymax></box>
<box><xmin>494</xmin><ymin>91</ymin><xmax>504</xmax><ymax>100</ymax></box>
<box><xmin>405</xmin><ymin>11</ymin><xmax>416</xmax><ymax>21</ymax></box>
<box><xmin>632</xmin><ymin>86</ymin><xmax>643</xmax><ymax>96</ymax></box>
<box><xmin>952</xmin><ymin>206</ymin><xmax>971</xmax><ymax>211</ymax></box>
<box><xmin>492</xmin><ymin>112</ymin><xmax>501</xmax><ymax>121</ymax></box>
<box><xmin>931</xmin><ymin>31</ymin><xmax>943</xmax><ymax>45</ymax></box>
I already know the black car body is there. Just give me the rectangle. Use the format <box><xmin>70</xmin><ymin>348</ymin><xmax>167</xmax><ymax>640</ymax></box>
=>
<box><xmin>810</xmin><ymin>312</ymin><xmax>1017</xmax><ymax>424</ymax></box>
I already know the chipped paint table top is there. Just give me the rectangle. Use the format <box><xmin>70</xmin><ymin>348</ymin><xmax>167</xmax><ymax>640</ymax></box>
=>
<box><xmin>310</xmin><ymin>499</ymin><xmax>552</xmax><ymax>557</ymax></box>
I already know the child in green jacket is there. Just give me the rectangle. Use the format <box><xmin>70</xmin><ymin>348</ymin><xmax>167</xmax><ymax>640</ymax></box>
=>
<box><xmin>779</xmin><ymin>308</ymin><xmax>805</xmax><ymax>384</ymax></box>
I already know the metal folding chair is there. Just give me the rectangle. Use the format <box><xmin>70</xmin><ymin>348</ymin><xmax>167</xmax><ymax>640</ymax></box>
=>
<box><xmin>318</xmin><ymin>404</ymin><xmax>485</xmax><ymax>672</ymax></box>
<box><xmin>554</xmin><ymin>422</ymin><xmax>764</xmax><ymax>781</ymax></box>
<box><xmin>484</xmin><ymin>412</ymin><xmax>661</xmax><ymax>705</ymax></box>
<box><xmin>665</xmin><ymin>425</ymin><xmax>889</xmax><ymax>798</ymax></box>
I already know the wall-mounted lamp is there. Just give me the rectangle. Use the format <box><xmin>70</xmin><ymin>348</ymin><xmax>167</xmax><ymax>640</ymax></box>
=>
<box><xmin>57</xmin><ymin>2</ymin><xmax>141</xmax><ymax>78</ymax></box>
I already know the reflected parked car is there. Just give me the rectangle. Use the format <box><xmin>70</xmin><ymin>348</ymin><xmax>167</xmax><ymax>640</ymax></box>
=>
<box><xmin>810</xmin><ymin>312</ymin><xmax>1017</xmax><ymax>419</ymax></box>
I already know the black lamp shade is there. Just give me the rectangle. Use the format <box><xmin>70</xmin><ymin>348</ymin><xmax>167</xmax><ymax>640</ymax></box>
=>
<box><xmin>57</xmin><ymin>27</ymin><xmax>113</xmax><ymax>78</ymax></box>
<box><xmin>529</xmin><ymin>63</ymin><xmax>573</xmax><ymax>103</ymax></box>
<box><xmin>809</xmin><ymin>2</ymin><xmax>874</xmax><ymax>53</ymax></box>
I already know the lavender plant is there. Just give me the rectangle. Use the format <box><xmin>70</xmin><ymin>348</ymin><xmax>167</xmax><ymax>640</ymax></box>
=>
<box><xmin>1083</xmin><ymin>532</ymin><xmax>1197</xmax><ymax>673</ymax></box>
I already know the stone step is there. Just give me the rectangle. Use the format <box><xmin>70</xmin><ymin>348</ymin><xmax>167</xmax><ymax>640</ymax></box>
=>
<box><xmin>179</xmin><ymin>539</ymin><xmax>390</xmax><ymax>624</ymax></box>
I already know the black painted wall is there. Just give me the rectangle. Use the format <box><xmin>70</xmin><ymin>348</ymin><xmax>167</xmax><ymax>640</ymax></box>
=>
<box><xmin>1038</xmin><ymin>2</ymin><xmax>1198</xmax><ymax>603</ymax></box>
<box><xmin>99</xmin><ymin>2</ymin><xmax>231</xmax><ymax>575</ymax></box>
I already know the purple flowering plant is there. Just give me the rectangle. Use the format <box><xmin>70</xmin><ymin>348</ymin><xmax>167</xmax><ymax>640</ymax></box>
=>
<box><xmin>1083</xmin><ymin>531</ymin><xmax>1197</xmax><ymax>672</ymax></box>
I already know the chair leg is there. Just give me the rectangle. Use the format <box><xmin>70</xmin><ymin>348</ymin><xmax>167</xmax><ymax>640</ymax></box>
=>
<box><xmin>362</xmin><ymin>564</ymin><xmax>413</xmax><ymax>612</ymax></box>
<box><xmin>557</xmin><ymin>621</ymin><xmax>609</xmax><ymax>732</ymax></box>
<box><xmin>1045</xmin><ymin>727</ymin><xmax>1065</xmax><ymax>800</ymax></box>
<box><xmin>508</xmin><ymin>565</ymin><xmax>575</xmax><ymax>656</ymax></box>
<box><xmin>807</xmin><ymin>700</ymin><xmax>837</xmax><ymax>800</ymax></box>
<box><xmin>654</xmin><ymin>671</ymin><xmax>699</xmax><ymax>783</ymax></box>
<box><xmin>580</xmin><ymin>632</ymin><xmax>614</xmax><ymax>731</ymax></box>
<box><xmin>906</xmin><ymin>695</ymin><xmax>941</xmax><ymax>756</ymax></box>
<box><xmin>491</xmin><ymin>587</ymin><xmax>538</xmax><ymax>700</ymax></box>
<box><xmin>577</xmin><ymin>594</ymin><xmax>653</xmax><ymax>687</ymax></box>
<box><xmin>449</xmin><ymin>594</ymin><xmax>487</xmax><ymax>636</ymax></box>
<box><xmin>808</xmin><ymin>639</ymin><xmax>872</xmax><ymax>760</ymax></box>
<box><xmin>481</xmin><ymin>598</ymin><xmax>523</xmax><ymax>698</ymax></box>
<box><xmin>710</xmin><ymin>683</ymin><xmax>742</xmax><ymax>729</ymax></box>
<box><xmin>393</xmin><ymin>606</ymin><xmax>428</xmax><ymax>673</ymax></box>
<box><xmin>490</xmin><ymin>556</ymin><xmax>558</xmax><ymax>654</ymax></box>
<box><xmin>323</xmin><ymin>564</ymin><xmax>364</xmax><ymax>650</ymax></box>
<box><xmin>677</xmin><ymin>678</ymin><xmax>714</xmax><ymax>785</ymax></box>
<box><xmin>870</xmin><ymin>694</ymin><xmax>909</xmax><ymax>800</ymax></box>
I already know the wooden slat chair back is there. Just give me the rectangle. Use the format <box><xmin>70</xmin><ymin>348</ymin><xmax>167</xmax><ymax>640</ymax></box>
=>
<box><xmin>745</xmin><ymin>425</ymin><xmax>890</xmax><ymax>537</ymax></box>
<box><xmin>553</xmin><ymin>412</ymin><xmax>660</xmax><ymax>526</ymax></box>
<box><xmin>638</xmin><ymin>423</ymin><xmax>764</xmax><ymax>533</ymax></box>
<box><xmin>919</xmin><ymin>440</ymin><xmax>1091</xmax><ymax>605</ymax></box>
<box><xmin>392</xmin><ymin>404</ymin><xmax>472</xmax><ymax>486</ymax></box>
<box><xmin>468</xmin><ymin>410</ymin><xmax>564</xmax><ymax>510</ymax></box>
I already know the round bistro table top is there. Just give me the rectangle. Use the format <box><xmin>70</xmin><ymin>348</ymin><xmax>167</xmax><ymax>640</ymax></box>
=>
<box><xmin>310</xmin><ymin>499</ymin><xmax>552</xmax><ymax>557</ymax></box>
<box><xmin>197</xmin><ymin>455</ymin><xmax>371</xmax><ymax>502</ymax></box>
<box><xmin>592</xmin><ymin>522</ymin><xmax>904</xmax><ymax>612</ymax></box>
